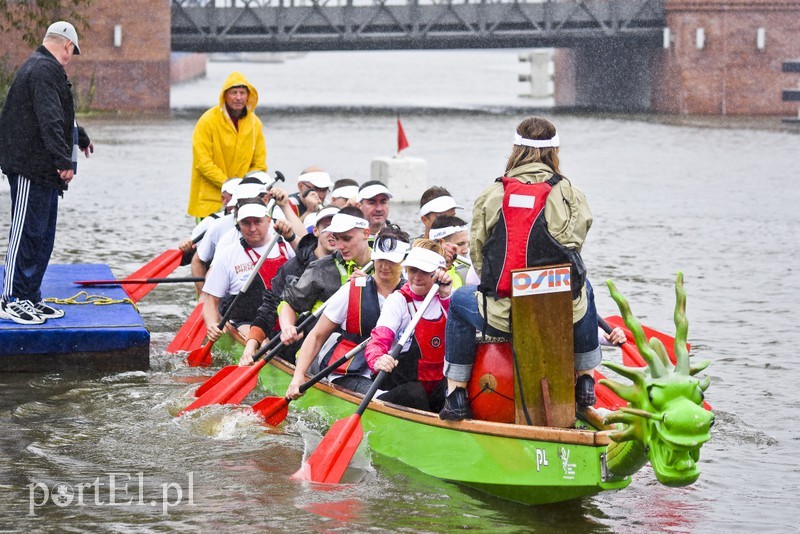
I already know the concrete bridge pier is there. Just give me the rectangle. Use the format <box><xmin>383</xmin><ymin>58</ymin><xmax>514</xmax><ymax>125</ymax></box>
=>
<box><xmin>554</xmin><ymin>40</ymin><xmax>659</xmax><ymax>112</ymax></box>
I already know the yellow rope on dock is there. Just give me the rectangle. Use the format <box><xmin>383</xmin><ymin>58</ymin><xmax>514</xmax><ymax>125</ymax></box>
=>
<box><xmin>44</xmin><ymin>291</ymin><xmax>139</xmax><ymax>313</ymax></box>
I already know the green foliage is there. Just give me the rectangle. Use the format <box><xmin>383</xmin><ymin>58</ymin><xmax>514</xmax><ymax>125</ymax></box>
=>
<box><xmin>0</xmin><ymin>0</ymin><xmax>92</xmax><ymax>48</ymax></box>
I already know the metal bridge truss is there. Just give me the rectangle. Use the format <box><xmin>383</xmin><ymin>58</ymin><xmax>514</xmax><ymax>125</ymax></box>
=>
<box><xmin>171</xmin><ymin>0</ymin><xmax>665</xmax><ymax>52</ymax></box>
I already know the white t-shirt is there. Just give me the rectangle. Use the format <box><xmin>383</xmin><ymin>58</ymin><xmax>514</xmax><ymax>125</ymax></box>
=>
<box><xmin>203</xmin><ymin>236</ymin><xmax>295</xmax><ymax>298</ymax></box>
<box><xmin>196</xmin><ymin>214</ymin><xmax>236</xmax><ymax>263</ymax></box>
<box><xmin>323</xmin><ymin>278</ymin><xmax>387</xmax><ymax>326</ymax></box>
<box><xmin>374</xmin><ymin>290</ymin><xmax>447</xmax><ymax>352</ymax></box>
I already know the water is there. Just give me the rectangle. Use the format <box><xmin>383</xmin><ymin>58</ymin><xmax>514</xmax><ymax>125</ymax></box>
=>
<box><xmin>1</xmin><ymin>52</ymin><xmax>799</xmax><ymax>531</ymax></box>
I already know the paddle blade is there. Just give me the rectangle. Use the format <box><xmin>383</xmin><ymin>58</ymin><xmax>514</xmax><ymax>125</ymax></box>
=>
<box><xmin>194</xmin><ymin>365</ymin><xmax>238</xmax><ymax>397</ymax></box>
<box><xmin>179</xmin><ymin>362</ymin><xmax>263</xmax><ymax>415</ymax></box>
<box><xmin>124</xmin><ymin>249</ymin><xmax>183</xmax><ymax>302</ymax></box>
<box><xmin>186</xmin><ymin>342</ymin><xmax>214</xmax><ymax>367</ymax></box>
<box><xmin>252</xmin><ymin>397</ymin><xmax>290</xmax><ymax>426</ymax></box>
<box><xmin>593</xmin><ymin>369</ymin><xmax>626</xmax><ymax>410</ymax></box>
<box><xmin>166</xmin><ymin>303</ymin><xmax>206</xmax><ymax>354</ymax></box>
<box><xmin>304</xmin><ymin>415</ymin><xmax>364</xmax><ymax>484</ymax></box>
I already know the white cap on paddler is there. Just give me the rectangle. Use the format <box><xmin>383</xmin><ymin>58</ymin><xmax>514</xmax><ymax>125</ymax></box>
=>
<box><xmin>330</xmin><ymin>185</ymin><xmax>359</xmax><ymax>201</ymax></box>
<box><xmin>305</xmin><ymin>206</ymin><xmax>339</xmax><ymax>233</ymax></box>
<box><xmin>419</xmin><ymin>195</ymin><xmax>464</xmax><ymax>217</ymax></box>
<box><xmin>46</xmin><ymin>21</ymin><xmax>80</xmax><ymax>54</ymax></box>
<box><xmin>357</xmin><ymin>182</ymin><xmax>392</xmax><ymax>202</ymax></box>
<box><xmin>402</xmin><ymin>247</ymin><xmax>446</xmax><ymax>273</ymax></box>
<box><xmin>298</xmin><ymin>170</ymin><xmax>333</xmax><ymax>189</ymax></box>
<box><xmin>372</xmin><ymin>238</ymin><xmax>410</xmax><ymax>264</ymax></box>
<box><xmin>244</xmin><ymin>170</ymin><xmax>271</xmax><ymax>184</ymax></box>
<box><xmin>237</xmin><ymin>202</ymin><xmax>270</xmax><ymax>222</ymax></box>
<box><xmin>221</xmin><ymin>177</ymin><xmax>242</xmax><ymax>195</ymax></box>
<box><xmin>227</xmin><ymin>177</ymin><xmax>267</xmax><ymax>207</ymax></box>
<box><xmin>322</xmin><ymin>213</ymin><xmax>369</xmax><ymax>234</ymax></box>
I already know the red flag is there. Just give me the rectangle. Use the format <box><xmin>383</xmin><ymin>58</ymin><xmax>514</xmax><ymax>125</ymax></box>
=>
<box><xmin>397</xmin><ymin>117</ymin><xmax>409</xmax><ymax>154</ymax></box>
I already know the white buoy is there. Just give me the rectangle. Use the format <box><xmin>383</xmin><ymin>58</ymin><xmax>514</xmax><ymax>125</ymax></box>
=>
<box><xmin>370</xmin><ymin>156</ymin><xmax>427</xmax><ymax>204</ymax></box>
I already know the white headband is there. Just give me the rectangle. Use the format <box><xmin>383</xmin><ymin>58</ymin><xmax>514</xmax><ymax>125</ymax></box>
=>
<box><xmin>419</xmin><ymin>195</ymin><xmax>464</xmax><ymax>217</ymax></box>
<box><xmin>513</xmin><ymin>133</ymin><xmax>560</xmax><ymax>148</ymax></box>
<box><xmin>430</xmin><ymin>225</ymin><xmax>467</xmax><ymax>241</ymax></box>
<box><xmin>357</xmin><ymin>183</ymin><xmax>393</xmax><ymax>201</ymax></box>
<box><xmin>330</xmin><ymin>185</ymin><xmax>359</xmax><ymax>200</ymax></box>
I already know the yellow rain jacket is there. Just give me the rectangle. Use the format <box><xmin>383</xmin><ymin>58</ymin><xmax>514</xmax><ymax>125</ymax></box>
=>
<box><xmin>187</xmin><ymin>72</ymin><xmax>267</xmax><ymax>218</ymax></box>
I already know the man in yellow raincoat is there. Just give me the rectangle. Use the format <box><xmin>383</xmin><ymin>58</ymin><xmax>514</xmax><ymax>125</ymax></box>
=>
<box><xmin>187</xmin><ymin>72</ymin><xmax>267</xmax><ymax>219</ymax></box>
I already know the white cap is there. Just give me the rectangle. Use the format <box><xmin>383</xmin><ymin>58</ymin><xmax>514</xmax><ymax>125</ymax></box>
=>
<box><xmin>330</xmin><ymin>185</ymin><xmax>359</xmax><ymax>200</ymax></box>
<box><xmin>357</xmin><ymin>183</ymin><xmax>393</xmax><ymax>201</ymax></box>
<box><xmin>372</xmin><ymin>239</ymin><xmax>410</xmax><ymax>264</ymax></box>
<box><xmin>221</xmin><ymin>178</ymin><xmax>242</xmax><ymax>195</ymax></box>
<box><xmin>46</xmin><ymin>21</ymin><xmax>80</xmax><ymax>55</ymax></box>
<box><xmin>430</xmin><ymin>225</ymin><xmax>468</xmax><ymax>241</ymax></box>
<box><xmin>244</xmin><ymin>170</ymin><xmax>271</xmax><ymax>184</ymax></box>
<box><xmin>322</xmin><ymin>213</ymin><xmax>369</xmax><ymax>234</ymax></box>
<box><xmin>419</xmin><ymin>195</ymin><xmax>464</xmax><ymax>217</ymax></box>
<box><xmin>237</xmin><ymin>203</ymin><xmax>270</xmax><ymax>222</ymax></box>
<box><xmin>298</xmin><ymin>171</ymin><xmax>333</xmax><ymax>189</ymax></box>
<box><xmin>314</xmin><ymin>206</ymin><xmax>340</xmax><ymax>227</ymax></box>
<box><xmin>402</xmin><ymin>247</ymin><xmax>446</xmax><ymax>273</ymax></box>
<box><xmin>227</xmin><ymin>181</ymin><xmax>267</xmax><ymax>206</ymax></box>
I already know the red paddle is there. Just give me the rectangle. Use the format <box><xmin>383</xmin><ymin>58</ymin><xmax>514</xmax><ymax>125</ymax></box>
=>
<box><xmin>301</xmin><ymin>283</ymin><xmax>440</xmax><ymax>484</ymax></box>
<box><xmin>166</xmin><ymin>302</ymin><xmax>206</xmax><ymax>354</ymax></box>
<box><xmin>186</xmin><ymin>234</ymin><xmax>280</xmax><ymax>367</ymax></box>
<box><xmin>252</xmin><ymin>338</ymin><xmax>371</xmax><ymax>426</ymax></box>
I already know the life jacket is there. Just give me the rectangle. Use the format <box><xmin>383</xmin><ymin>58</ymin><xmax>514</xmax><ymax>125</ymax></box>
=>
<box><xmin>480</xmin><ymin>175</ymin><xmax>586</xmax><ymax>300</ymax></box>
<box><xmin>384</xmin><ymin>290</ymin><xmax>447</xmax><ymax>395</ymax></box>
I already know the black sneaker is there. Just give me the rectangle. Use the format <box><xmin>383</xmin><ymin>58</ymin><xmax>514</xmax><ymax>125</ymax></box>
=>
<box><xmin>0</xmin><ymin>299</ymin><xmax>45</xmax><ymax>325</ymax></box>
<box><xmin>575</xmin><ymin>374</ymin><xmax>596</xmax><ymax>408</ymax></box>
<box><xmin>439</xmin><ymin>387</ymin><xmax>471</xmax><ymax>421</ymax></box>
<box><xmin>33</xmin><ymin>301</ymin><xmax>65</xmax><ymax>319</ymax></box>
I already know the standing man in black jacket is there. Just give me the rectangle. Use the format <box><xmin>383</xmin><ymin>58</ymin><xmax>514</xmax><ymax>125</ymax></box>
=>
<box><xmin>0</xmin><ymin>21</ymin><xmax>93</xmax><ymax>325</ymax></box>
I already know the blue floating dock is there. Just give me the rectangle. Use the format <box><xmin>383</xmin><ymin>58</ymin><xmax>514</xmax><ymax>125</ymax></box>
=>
<box><xmin>0</xmin><ymin>264</ymin><xmax>149</xmax><ymax>372</ymax></box>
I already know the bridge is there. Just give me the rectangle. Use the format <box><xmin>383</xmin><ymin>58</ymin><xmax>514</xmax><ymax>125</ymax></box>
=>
<box><xmin>170</xmin><ymin>0</ymin><xmax>665</xmax><ymax>52</ymax></box>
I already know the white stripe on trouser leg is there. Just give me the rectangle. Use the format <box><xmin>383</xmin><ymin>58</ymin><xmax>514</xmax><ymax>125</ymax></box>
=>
<box><xmin>3</xmin><ymin>175</ymin><xmax>31</xmax><ymax>301</ymax></box>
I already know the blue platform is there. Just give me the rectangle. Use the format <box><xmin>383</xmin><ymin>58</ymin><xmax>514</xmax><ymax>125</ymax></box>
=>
<box><xmin>0</xmin><ymin>264</ymin><xmax>149</xmax><ymax>372</ymax></box>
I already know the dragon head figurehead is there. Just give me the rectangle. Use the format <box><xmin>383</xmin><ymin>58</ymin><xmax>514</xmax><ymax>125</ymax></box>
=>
<box><xmin>600</xmin><ymin>272</ymin><xmax>714</xmax><ymax>487</ymax></box>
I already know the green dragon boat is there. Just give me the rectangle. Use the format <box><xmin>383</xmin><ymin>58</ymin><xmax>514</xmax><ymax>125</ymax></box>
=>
<box><xmin>208</xmin><ymin>274</ymin><xmax>713</xmax><ymax>505</ymax></box>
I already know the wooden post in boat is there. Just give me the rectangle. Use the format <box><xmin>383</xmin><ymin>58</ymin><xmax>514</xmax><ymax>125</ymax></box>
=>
<box><xmin>510</xmin><ymin>264</ymin><xmax>574</xmax><ymax>427</ymax></box>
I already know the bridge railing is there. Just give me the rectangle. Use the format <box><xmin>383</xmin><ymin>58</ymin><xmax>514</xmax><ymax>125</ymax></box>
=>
<box><xmin>171</xmin><ymin>0</ymin><xmax>665</xmax><ymax>52</ymax></box>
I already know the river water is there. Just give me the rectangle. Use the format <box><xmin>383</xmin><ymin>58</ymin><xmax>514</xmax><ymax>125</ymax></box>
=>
<box><xmin>1</xmin><ymin>52</ymin><xmax>799</xmax><ymax>532</ymax></box>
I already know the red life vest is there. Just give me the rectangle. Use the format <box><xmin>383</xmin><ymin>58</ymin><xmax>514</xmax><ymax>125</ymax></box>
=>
<box><xmin>480</xmin><ymin>175</ymin><xmax>585</xmax><ymax>300</ymax></box>
<box><xmin>320</xmin><ymin>277</ymin><xmax>383</xmax><ymax>377</ymax></box>
<box><xmin>244</xmin><ymin>240</ymin><xmax>289</xmax><ymax>291</ymax></box>
<box><xmin>384</xmin><ymin>289</ymin><xmax>447</xmax><ymax>394</ymax></box>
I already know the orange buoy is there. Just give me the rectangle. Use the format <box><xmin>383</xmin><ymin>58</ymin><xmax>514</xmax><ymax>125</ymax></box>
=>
<box><xmin>467</xmin><ymin>341</ymin><xmax>515</xmax><ymax>423</ymax></box>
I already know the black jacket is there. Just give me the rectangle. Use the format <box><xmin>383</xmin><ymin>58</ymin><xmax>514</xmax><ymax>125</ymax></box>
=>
<box><xmin>0</xmin><ymin>46</ymin><xmax>77</xmax><ymax>190</ymax></box>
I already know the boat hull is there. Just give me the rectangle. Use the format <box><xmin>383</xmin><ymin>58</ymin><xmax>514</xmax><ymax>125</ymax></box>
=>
<box><xmin>214</xmin><ymin>335</ymin><xmax>631</xmax><ymax>505</ymax></box>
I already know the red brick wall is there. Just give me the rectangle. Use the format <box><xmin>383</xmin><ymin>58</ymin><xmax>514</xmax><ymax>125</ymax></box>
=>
<box><xmin>0</xmin><ymin>0</ymin><xmax>171</xmax><ymax>112</ymax></box>
<box><xmin>653</xmin><ymin>0</ymin><xmax>800</xmax><ymax>115</ymax></box>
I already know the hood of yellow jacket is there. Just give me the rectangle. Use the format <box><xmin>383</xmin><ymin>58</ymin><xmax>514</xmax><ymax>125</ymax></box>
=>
<box><xmin>218</xmin><ymin>71</ymin><xmax>258</xmax><ymax>112</ymax></box>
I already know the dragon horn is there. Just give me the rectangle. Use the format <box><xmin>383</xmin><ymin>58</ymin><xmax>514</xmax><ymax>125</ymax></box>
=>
<box><xmin>690</xmin><ymin>359</ymin><xmax>711</xmax><ymax>375</ymax></box>
<box><xmin>674</xmin><ymin>272</ymin><xmax>691</xmax><ymax>376</ymax></box>
<box><xmin>603</xmin><ymin>411</ymin><xmax>637</xmax><ymax>425</ymax></box>
<box><xmin>651</xmin><ymin>338</ymin><xmax>672</xmax><ymax>368</ymax></box>
<box><xmin>620</xmin><ymin>406</ymin><xmax>665</xmax><ymax>421</ymax></box>
<box><xmin>698</xmin><ymin>375</ymin><xmax>711</xmax><ymax>392</ymax></box>
<box><xmin>609</xmin><ymin>425</ymin><xmax>637</xmax><ymax>443</ymax></box>
<box><xmin>598</xmin><ymin>376</ymin><xmax>639</xmax><ymax>404</ymax></box>
<box><xmin>607</xmin><ymin>280</ymin><xmax>667</xmax><ymax>378</ymax></box>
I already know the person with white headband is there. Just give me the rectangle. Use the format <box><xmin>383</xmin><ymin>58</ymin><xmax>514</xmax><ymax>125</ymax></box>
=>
<box><xmin>440</xmin><ymin>116</ymin><xmax>601</xmax><ymax>421</ymax></box>
<box><xmin>429</xmin><ymin>214</ymin><xmax>470</xmax><ymax>290</ymax></box>
<box><xmin>365</xmin><ymin>240</ymin><xmax>453</xmax><ymax>412</ymax></box>
<box><xmin>357</xmin><ymin>180</ymin><xmax>394</xmax><ymax>241</ymax></box>
<box><xmin>288</xmin><ymin>166</ymin><xmax>333</xmax><ymax>221</ymax></box>
<box><xmin>329</xmin><ymin>178</ymin><xmax>360</xmax><ymax>208</ymax></box>
<box><xmin>418</xmin><ymin>186</ymin><xmax>464</xmax><ymax>239</ymax></box>
<box><xmin>283</xmin><ymin>225</ymin><xmax>410</xmax><ymax>395</ymax></box>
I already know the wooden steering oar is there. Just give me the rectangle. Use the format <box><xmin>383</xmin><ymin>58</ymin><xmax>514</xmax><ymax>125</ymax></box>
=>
<box><xmin>186</xmin><ymin>233</ymin><xmax>281</xmax><ymax>367</ymax></box>
<box><xmin>301</xmin><ymin>282</ymin><xmax>440</xmax><ymax>485</ymax></box>
<box><xmin>252</xmin><ymin>337</ymin><xmax>371</xmax><ymax>426</ymax></box>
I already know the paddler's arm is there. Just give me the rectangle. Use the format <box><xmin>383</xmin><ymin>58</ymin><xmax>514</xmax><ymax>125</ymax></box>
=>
<box><xmin>190</xmin><ymin>254</ymin><xmax>209</xmax><ymax>296</ymax></box>
<box><xmin>201</xmin><ymin>292</ymin><xmax>223</xmax><ymax>342</ymax></box>
<box><xmin>278</xmin><ymin>300</ymin><xmax>302</xmax><ymax>345</ymax></box>
<box><xmin>269</xmin><ymin>187</ymin><xmax>307</xmax><ymax>248</ymax></box>
<box><xmin>286</xmin><ymin>315</ymin><xmax>339</xmax><ymax>399</ymax></box>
